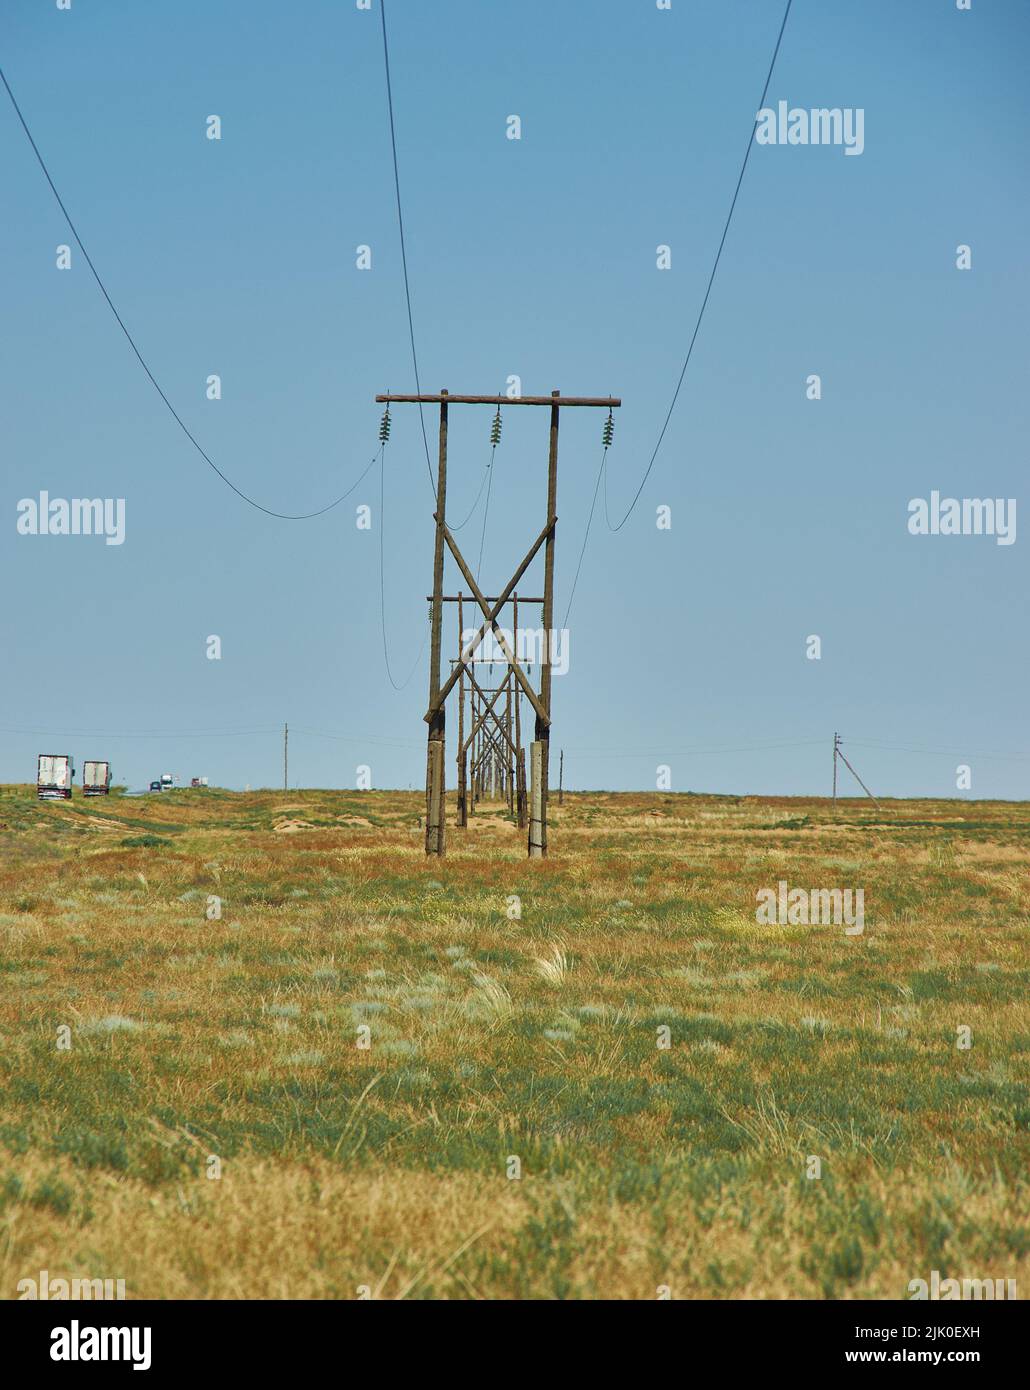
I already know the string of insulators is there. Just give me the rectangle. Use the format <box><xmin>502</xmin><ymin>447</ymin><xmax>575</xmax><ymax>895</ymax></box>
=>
<box><xmin>490</xmin><ymin>408</ymin><xmax>502</xmax><ymax>448</ymax></box>
<box><xmin>602</xmin><ymin>409</ymin><xmax>614</xmax><ymax>449</ymax></box>
<box><xmin>379</xmin><ymin>408</ymin><xmax>392</xmax><ymax>444</ymax></box>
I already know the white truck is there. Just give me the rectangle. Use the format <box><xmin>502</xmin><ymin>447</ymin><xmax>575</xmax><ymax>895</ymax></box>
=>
<box><xmin>37</xmin><ymin>753</ymin><xmax>74</xmax><ymax>800</ymax></box>
<box><xmin>82</xmin><ymin>760</ymin><xmax>112</xmax><ymax>796</ymax></box>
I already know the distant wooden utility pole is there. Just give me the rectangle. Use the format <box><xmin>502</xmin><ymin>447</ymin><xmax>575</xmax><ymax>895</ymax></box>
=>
<box><xmin>380</xmin><ymin>387</ymin><xmax>620</xmax><ymax>857</ymax></box>
<box><xmin>834</xmin><ymin>732</ymin><xmax>881</xmax><ymax>811</ymax></box>
<box><xmin>284</xmin><ymin>723</ymin><xmax>288</xmax><ymax>791</ymax></box>
<box><xmin>559</xmin><ymin>749</ymin><xmax>564</xmax><ymax>805</ymax></box>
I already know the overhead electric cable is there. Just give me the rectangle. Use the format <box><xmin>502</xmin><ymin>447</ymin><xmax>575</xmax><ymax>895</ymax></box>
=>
<box><xmin>844</xmin><ymin>738</ymin><xmax>1030</xmax><ymax>763</ymax></box>
<box><xmin>562</xmin><ymin>444</ymin><xmax>609</xmax><ymax>629</ymax></box>
<box><xmin>378</xmin><ymin>441</ymin><xmax>430</xmax><ymax>691</ymax></box>
<box><xmin>0</xmin><ymin>726</ymin><xmax>278</xmax><ymax>739</ymax></box>
<box><xmin>562</xmin><ymin>738</ymin><xmax>825</xmax><ymax>759</ymax></box>
<box><xmin>379</xmin><ymin>0</ymin><xmax>436</xmax><ymax>497</ymax></box>
<box><xmin>0</xmin><ymin>63</ymin><xmax>381</xmax><ymax>521</ymax></box>
<box><xmin>450</xmin><ymin>454</ymin><xmax>492</xmax><ymax>531</ymax></box>
<box><xmin>604</xmin><ymin>0</ymin><xmax>793</xmax><ymax>531</ymax></box>
<box><xmin>293</xmin><ymin>728</ymin><xmax>423</xmax><ymax>748</ymax></box>
<box><xmin>475</xmin><ymin>453</ymin><xmax>496</xmax><ymax>583</ymax></box>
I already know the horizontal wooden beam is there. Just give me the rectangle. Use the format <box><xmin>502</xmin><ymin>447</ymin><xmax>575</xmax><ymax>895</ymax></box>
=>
<box><xmin>452</xmin><ymin>663</ymin><xmax>529</xmax><ymax>677</ymax></box>
<box><xmin>430</xmin><ymin>596</ymin><xmax>544</xmax><ymax>604</ymax></box>
<box><xmin>377</xmin><ymin>393</ymin><xmax>620</xmax><ymax>408</ymax></box>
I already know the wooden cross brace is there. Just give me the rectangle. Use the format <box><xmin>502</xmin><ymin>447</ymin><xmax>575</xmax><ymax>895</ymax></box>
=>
<box><xmin>462</xmin><ymin>668</ymin><xmax>518</xmax><ymax>759</ymax></box>
<box><xmin>424</xmin><ymin>516</ymin><xmax>553</xmax><ymax>729</ymax></box>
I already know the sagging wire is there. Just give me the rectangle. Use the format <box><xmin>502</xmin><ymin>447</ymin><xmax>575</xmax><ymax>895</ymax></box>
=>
<box><xmin>475</xmin><ymin>407</ymin><xmax>503</xmax><ymax>580</ymax></box>
<box><xmin>0</xmin><ymin>60</ymin><xmax>384</xmax><ymax>522</ymax></box>
<box><xmin>563</xmin><ymin>409</ymin><xmax>614</xmax><ymax>629</ymax></box>
<box><xmin>451</xmin><ymin>406</ymin><xmax>501</xmax><ymax>533</ymax></box>
<box><xmin>379</xmin><ymin>1</ymin><xmax>436</xmax><ymax>500</ymax></box>
<box><xmin>378</xmin><ymin>408</ymin><xmax>428</xmax><ymax>691</ymax></box>
<box><xmin>603</xmin><ymin>0</ymin><xmax>794</xmax><ymax>530</ymax></box>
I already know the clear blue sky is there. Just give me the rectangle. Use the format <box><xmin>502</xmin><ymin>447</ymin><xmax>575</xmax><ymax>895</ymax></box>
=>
<box><xmin>2</xmin><ymin>0</ymin><xmax>1027</xmax><ymax>797</ymax></box>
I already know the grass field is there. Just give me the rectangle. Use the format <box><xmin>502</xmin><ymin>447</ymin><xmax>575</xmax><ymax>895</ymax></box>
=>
<box><xmin>0</xmin><ymin>784</ymin><xmax>1026</xmax><ymax>1300</ymax></box>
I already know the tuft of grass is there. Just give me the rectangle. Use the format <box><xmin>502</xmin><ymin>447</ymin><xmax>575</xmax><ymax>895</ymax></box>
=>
<box><xmin>534</xmin><ymin>945</ymin><xmax>573</xmax><ymax>987</ymax></box>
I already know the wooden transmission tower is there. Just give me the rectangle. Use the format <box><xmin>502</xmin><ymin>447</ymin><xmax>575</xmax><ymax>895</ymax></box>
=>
<box><xmin>377</xmin><ymin>388</ymin><xmax>620</xmax><ymax>858</ymax></box>
<box><xmin>456</xmin><ymin>655</ymin><xmax>524</xmax><ymax>826</ymax></box>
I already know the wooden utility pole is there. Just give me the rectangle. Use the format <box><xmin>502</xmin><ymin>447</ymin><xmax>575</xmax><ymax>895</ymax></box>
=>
<box><xmin>378</xmin><ymin>388</ymin><xmax>620</xmax><ymax>857</ymax></box>
<box><xmin>559</xmin><ymin>748</ymin><xmax>564</xmax><ymax>805</ymax></box>
<box><xmin>832</xmin><ymin>731</ymin><xmax>839</xmax><ymax>810</ymax></box>
<box><xmin>836</xmin><ymin>736</ymin><xmax>882</xmax><ymax>810</ymax></box>
<box><xmin>529</xmin><ymin>392</ymin><xmax>560</xmax><ymax>858</ymax></box>
<box><xmin>284</xmin><ymin>723</ymin><xmax>288</xmax><ymax>791</ymax></box>
<box><xmin>425</xmin><ymin>392</ymin><xmax>449</xmax><ymax>855</ymax></box>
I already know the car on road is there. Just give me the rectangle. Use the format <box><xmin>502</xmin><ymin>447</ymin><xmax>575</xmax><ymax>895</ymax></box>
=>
<box><xmin>149</xmin><ymin>780</ymin><xmax>162</xmax><ymax>792</ymax></box>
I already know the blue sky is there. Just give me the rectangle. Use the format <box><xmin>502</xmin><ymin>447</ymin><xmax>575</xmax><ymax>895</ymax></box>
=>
<box><xmin>2</xmin><ymin>0</ymin><xmax>1028</xmax><ymax>797</ymax></box>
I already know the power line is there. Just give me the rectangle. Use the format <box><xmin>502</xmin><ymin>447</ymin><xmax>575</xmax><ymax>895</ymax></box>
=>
<box><xmin>293</xmin><ymin>727</ymin><xmax>423</xmax><ymax>748</ymax></box>
<box><xmin>380</xmin><ymin>0</ymin><xmax>436</xmax><ymax>498</ymax></box>
<box><xmin>5</xmin><ymin>0</ymin><xmax>792</xmax><ymax>528</ymax></box>
<box><xmin>562</xmin><ymin>445</ymin><xmax>608</xmax><ymax>629</ymax></box>
<box><xmin>563</xmin><ymin>738</ymin><xmax>825</xmax><ymax>758</ymax></box>
<box><xmin>0</xmin><ymin>724</ymin><xmax>424</xmax><ymax>747</ymax></box>
<box><xmin>449</xmin><ymin>452</ymin><xmax>492</xmax><ymax>531</ymax></box>
<box><xmin>845</xmin><ymin>738</ymin><xmax>1030</xmax><ymax>763</ymax></box>
<box><xmin>473</xmin><ymin>406</ymin><xmax>506</xmax><ymax>572</ymax></box>
<box><xmin>475</xmin><ymin>449</ymin><xmax>497</xmax><ymax>583</ymax></box>
<box><xmin>378</xmin><ymin>442</ymin><xmax>429</xmax><ymax>691</ymax></box>
<box><xmin>0</xmin><ymin>63</ymin><xmax>382</xmax><ymax>522</ymax></box>
<box><xmin>604</xmin><ymin>0</ymin><xmax>793</xmax><ymax>532</ymax></box>
<box><xmin>0</xmin><ymin>726</ymin><xmax>279</xmax><ymax>739</ymax></box>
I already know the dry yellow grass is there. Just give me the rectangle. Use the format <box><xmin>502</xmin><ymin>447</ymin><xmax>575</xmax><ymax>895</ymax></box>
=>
<box><xmin>0</xmin><ymin>785</ymin><xmax>1027</xmax><ymax>1299</ymax></box>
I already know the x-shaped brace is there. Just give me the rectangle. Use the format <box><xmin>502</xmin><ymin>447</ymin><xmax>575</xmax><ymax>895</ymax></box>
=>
<box><xmin>424</xmin><ymin>514</ymin><xmax>555</xmax><ymax>728</ymax></box>
<box><xmin>462</xmin><ymin>670</ymin><xmax>517</xmax><ymax>759</ymax></box>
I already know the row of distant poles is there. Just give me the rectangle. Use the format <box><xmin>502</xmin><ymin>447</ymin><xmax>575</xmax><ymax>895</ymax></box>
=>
<box><xmin>282</xmin><ymin>707</ymin><xmax>564</xmax><ymax>813</ymax></box>
<box><xmin>379</xmin><ymin>389</ymin><xmax>618</xmax><ymax>858</ymax></box>
<box><xmin>449</xmin><ymin>605</ymin><xmax>564</xmax><ymax>824</ymax></box>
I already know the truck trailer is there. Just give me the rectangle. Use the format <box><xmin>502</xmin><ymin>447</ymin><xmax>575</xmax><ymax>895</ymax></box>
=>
<box><xmin>37</xmin><ymin>754</ymin><xmax>74</xmax><ymax>800</ymax></box>
<box><xmin>82</xmin><ymin>760</ymin><xmax>112</xmax><ymax>796</ymax></box>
